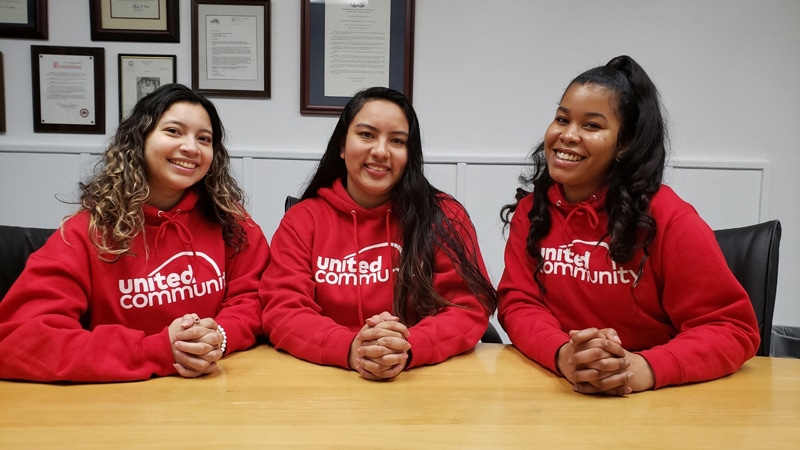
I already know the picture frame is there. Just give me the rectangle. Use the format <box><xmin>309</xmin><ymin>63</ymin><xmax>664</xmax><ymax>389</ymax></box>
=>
<box><xmin>31</xmin><ymin>45</ymin><xmax>105</xmax><ymax>134</ymax></box>
<box><xmin>0</xmin><ymin>0</ymin><xmax>48</xmax><ymax>39</ymax></box>
<box><xmin>118</xmin><ymin>54</ymin><xmax>177</xmax><ymax>119</ymax></box>
<box><xmin>191</xmin><ymin>0</ymin><xmax>271</xmax><ymax>98</ymax></box>
<box><xmin>301</xmin><ymin>0</ymin><xmax>415</xmax><ymax>116</ymax></box>
<box><xmin>0</xmin><ymin>52</ymin><xmax>5</xmax><ymax>133</ymax></box>
<box><xmin>89</xmin><ymin>0</ymin><xmax>179</xmax><ymax>42</ymax></box>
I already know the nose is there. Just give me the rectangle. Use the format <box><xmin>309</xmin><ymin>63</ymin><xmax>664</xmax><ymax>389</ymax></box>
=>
<box><xmin>180</xmin><ymin>136</ymin><xmax>200</xmax><ymax>154</ymax></box>
<box><xmin>370</xmin><ymin>139</ymin><xmax>389</xmax><ymax>159</ymax></box>
<box><xmin>560</xmin><ymin>123</ymin><xmax>580</xmax><ymax>143</ymax></box>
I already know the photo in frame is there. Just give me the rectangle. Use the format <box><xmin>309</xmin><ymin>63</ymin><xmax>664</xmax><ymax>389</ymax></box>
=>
<box><xmin>191</xmin><ymin>0</ymin><xmax>271</xmax><ymax>98</ymax></box>
<box><xmin>301</xmin><ymin>0</ymin><xmax>414</xmax><ymax>116</ymax></box>
<box><xmin>118</xmin><ymin>54</ymin><xmax>177</xmax><ymax>119</ymax></box>
<box><xmin>31</xmin><ymin>45</ymin><xmax>105</xmax><ymax>134</ymax></box>
<box><xmin>89</xmin><ymin>0</ymin><xmax>179</xmax><ymax>42</ymax></box>
<box><xmin>0</xmin><ymin>0</ymin><xmax>47</xmax><ymax>39</ymax></box>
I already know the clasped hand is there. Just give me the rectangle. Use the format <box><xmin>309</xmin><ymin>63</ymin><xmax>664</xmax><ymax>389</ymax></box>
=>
<box><xmin>349</xmin><ymin>311</ymin><xmax>411</xmax><ymax>381</ymax></box>
<box><xmin>168</xmin><ymin>313</ymin><xmax>224</xmax><ymax>378</ymax></box>
<box><xmin>556</xmin><ymin>328</ymin><xmax>655</xmax><ymax>396</ymax></box>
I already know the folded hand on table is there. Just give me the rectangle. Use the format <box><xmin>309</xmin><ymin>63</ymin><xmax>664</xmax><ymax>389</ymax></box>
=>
<box><xmin>349</xmin><ymin>311</ymin><xmax>411</xmax><ymax>381</ymax></box>
<box><xmin>168</xmin><ymin>313</ymin><xmax>224</xmax><ymax>378</ymax></box>
<box><xmin>557</xmin><ymin>327</ymin><xmax>654</xmax><ymax>396</ymax></box>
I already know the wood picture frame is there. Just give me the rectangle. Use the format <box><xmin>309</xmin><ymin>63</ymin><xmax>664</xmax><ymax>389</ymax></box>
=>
<box><xmin>118</xmin><ymin>54</ymin><xmax>177</xmax><ymax>119</ymax></box>
<box><xmin>0</xmin><ymin>0</ymin><xmax>48</xmax><ymax>39</ymax></box>
<box><xmin>191</xmin><ymin>0</ymin><xmax>271</xmax><ymax>98</ymax></box>
<box><xmin>89</xmin><ymin>0</ymin><xmax>179</xmax><ymax>42</ymax></box>
<box><xmin>301</xmin><ymin>0</ymin><xmax>415</xmax><ymax>116</ymax></box>
<box><xmin>31</xmin><ymin>45</ymin><xmax>105</xmax><ymax>134</ymax></box>
<box><xmin>0</xmin><ymin>52</ymin><xmax>5</xmax><ymax>133</ymax></box>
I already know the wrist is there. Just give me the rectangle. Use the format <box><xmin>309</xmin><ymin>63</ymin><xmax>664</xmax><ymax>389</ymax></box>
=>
<box><xmin>217</xmin><ymin>325</ymin><xmax>227</xmax><ymax>355</ymax></box>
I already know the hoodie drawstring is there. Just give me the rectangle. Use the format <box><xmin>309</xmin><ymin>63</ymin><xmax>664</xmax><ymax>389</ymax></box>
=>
<box><xmin>351</xmin><ymin>210</ymin><xmax>365</xmax><ymax>325</ymax></box>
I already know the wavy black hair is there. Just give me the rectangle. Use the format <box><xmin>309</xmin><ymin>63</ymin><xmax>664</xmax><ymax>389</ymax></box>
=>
<box><xmin>501</xmin><ymin>55</ymin><xmax>668</xmax><ymax>291</ymax></box>
<box><xmin>302</xmin><ymin>87</ymin><xmax>497</xmax><ymax>323</ymax></box>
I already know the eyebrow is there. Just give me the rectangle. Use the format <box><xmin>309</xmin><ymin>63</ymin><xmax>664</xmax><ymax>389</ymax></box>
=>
<box><xmin>354</xmin><ymin>122</ymin><xmax>409</xmax><ymax>136</ymax></box>
<box><xmin>556</xmin><ymin>106</ymin><xmax>608</xmax><ymax>121</ymax></box>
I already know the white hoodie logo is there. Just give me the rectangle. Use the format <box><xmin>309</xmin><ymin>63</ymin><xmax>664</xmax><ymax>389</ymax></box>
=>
<box><xmin>540</xmin><ymin>240</ymin><xmax>638</xmax><ymax>285</ymax></box>
<box><xmin>117</xmin><ymin>251</ymin><xmax>226</xmax><ymax>309</ymax></box>
<box><xmin>315</xmin><ymin>242</ymin><xmax>401</xmax><ymax>286</ymax></box>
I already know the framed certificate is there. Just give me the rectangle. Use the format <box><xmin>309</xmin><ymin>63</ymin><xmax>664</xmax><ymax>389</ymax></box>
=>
<box><xmin>31</xmin><ymin>46</ymin><xmax>105</xmax><ymax>134</ymax></box>
<box><xmin>191</xmin><ymin>0</ymin><xmax>271</xmax><ymax>98</ymax></box>
<box><xmin>89</xmin><ymin>0</ymin><xmax>179</xmax><ymax>42</ymax></box>
<box><xmin>118</xmin><ymin>54</ymin><xmax>177</xmax><ymax>119</ymax></box>
<box><xmin>0</xmin><ymin>0</ymin><xmax>47</xmax><ymax>39</ymax></box>
<box><xmin>301</xmin><ymin>0</ymin><xmax>415</xmax><ymax>116</ymax></box>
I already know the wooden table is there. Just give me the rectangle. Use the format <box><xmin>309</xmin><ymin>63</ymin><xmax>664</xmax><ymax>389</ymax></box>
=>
<box><xmin>2</xmin><ymin>343</ymin><xmax>799</xmax><ymax>448</ymax></box>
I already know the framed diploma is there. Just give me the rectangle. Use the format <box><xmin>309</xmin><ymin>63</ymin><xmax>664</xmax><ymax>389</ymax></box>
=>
<box><xmin>0</xmin><ymin>0</ymin><xmax>47</xmax><ymax>39</ymax></box>
<box><xmin>191</xmin><ymin>0</ymin><xmax>271</xmax><ymax>98</ymax></box>
<box><xmin>31</xmin><ymin>46</ymin><xmax>105</xmax><ymax>134</ymax></box>
<box><xmin>118</xmin><ymin>54</ymin><xmax>177</xmax><ymax>119</ymax></box>
<box><xmin>89</xmin><ymin>0</ymin><xmax>179</xmax><ymax>42</ymax></box>
<box><xmin>301</xmin><ymin>0</ymin><xmax>414</xmax><ymax>116</ymax></box>
<box><xmin>0</xmin><ymin>53</ymin><xmax>5</xmax><ymax>133</ymax></box>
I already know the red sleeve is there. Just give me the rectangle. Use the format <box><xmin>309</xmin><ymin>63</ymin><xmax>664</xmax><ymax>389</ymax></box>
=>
<box><xmin>639</xmin><ymin>211</ymin><xmax>760</xmax><ymax>388</ymax></box>
<box><xmin>215</xmin><ymin>218</ymin><xmax>270</xmax><ymax>355</ymax></box>
<box><xmin>404</xmin><ymin>199</ymin><xmax>491</xmax><ymax>368</ymax></box>
<box><xmin>0</xmin><ymin>221</ymin><xmax>175</xmax><ymax>382</ymax></box>
<box><xmin>497</xmin><ymin>195</ymin><xmax>569</xmax><ymax>374</ymax></box>
<box><xmin>260</xmin><ymin>210</ymin><xmax>357</xmax><ymax>369</ymax></box>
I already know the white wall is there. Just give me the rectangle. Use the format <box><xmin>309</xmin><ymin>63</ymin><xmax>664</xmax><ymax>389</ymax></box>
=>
<box><xmin>1</xmin><ymin>0</ymin><xmax>798</xmax><ymax>329</ymax></box>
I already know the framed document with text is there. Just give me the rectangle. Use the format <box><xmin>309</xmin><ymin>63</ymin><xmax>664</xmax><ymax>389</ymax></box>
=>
<box><xmin>118</xmin><ymin>54</ymin><xmax>177</xmax><ymax>119</ymax></box>
<box><xmin>89</xmin><ymin>0</ymin><xmax>179</xmax><ymax>42</ymax></box>
<box><xmin>191</xmin><ymin>0</ymin><xmax>271</xmax><ymax>98</ymax></box>
<box><xmin>31</xmin><ymin>46</ymin><xmax>105</xmax><ymax>134</ymax></box>
<box><xmin>301</xmin><ymin>0</ymin><xmax>414</xmax><ymax>116</ymax></box>
<box><xmin>0</xmin><ymin>0</ymin><xmax>47</xmax><ymax>39</ymax></box>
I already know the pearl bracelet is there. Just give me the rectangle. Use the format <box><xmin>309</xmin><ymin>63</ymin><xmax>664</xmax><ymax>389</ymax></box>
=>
<box><xmin>217</xmin><ymin>325</ymin><xmax>227</xmax><ymax>355</ymax></box>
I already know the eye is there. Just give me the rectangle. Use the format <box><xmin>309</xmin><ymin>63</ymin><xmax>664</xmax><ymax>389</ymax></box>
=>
<box><xmin>164</xmin><ymin>127</ymin><xmax>180</xmax><ymax>135</ymax></box>
<box><xmin>198</xmin><ymin>135</ymin><xmax>213</xmax><ymax>144</ymax></box>
<box><xmin>554</xmin><ymin>116</ymin><xmax>568</xmax><ymax>125</ymax></box>
<box><xmin>390</xmin><ymin>137</ymin><xmax>407</xmax><ymax>146</ymax></box>
<box><xmin>584</xmin><ymin>122</ymin><xmax>601</xmax><ymax>130</ymax></box>
<box><xmin>358</xmin><ymin>131</ymin><xmax>373</xmax><ymax>139</ymax></box>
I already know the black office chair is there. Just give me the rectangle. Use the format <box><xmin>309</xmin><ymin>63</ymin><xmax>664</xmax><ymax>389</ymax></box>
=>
<box><xmin>284</xmin><ymin>196</ymin><xmax>504</xmax><ymax>343</ymax></box>
<box><xmin>714</xmin><ymin>220</ymin><xmax>781</xmax><ymax>357</ymax></box>
<box><xmin>0</xmin><ymin>225</ymin><xmax>57</xmax><ymax>301</ymax></box>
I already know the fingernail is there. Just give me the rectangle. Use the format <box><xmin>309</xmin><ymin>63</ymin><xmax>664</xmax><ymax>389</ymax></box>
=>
<box><xmin>624</xmin><ymin>387</ymin><xmax>632</xmax><ymax>394</ymax></box>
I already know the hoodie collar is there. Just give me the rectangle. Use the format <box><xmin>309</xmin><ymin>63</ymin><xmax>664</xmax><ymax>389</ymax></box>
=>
<box><xmin>318</xmin><ymin>178</ymin><xmax>393</xmax><ymax>218</ymax></box>
<box><xmin>548</xmin><ymin>183</ymin><xmax>607</xmax><ymax>231</ymax></box>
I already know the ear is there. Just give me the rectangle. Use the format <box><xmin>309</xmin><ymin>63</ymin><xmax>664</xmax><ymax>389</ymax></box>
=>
<box><xmin>340</xmin><ymin>146</ymin><xmax>345</xmax><ymax>159</ymax></box>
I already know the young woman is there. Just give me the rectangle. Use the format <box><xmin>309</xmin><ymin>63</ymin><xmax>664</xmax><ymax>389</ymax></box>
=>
<box><xmin>261</xmin><ymin>87</ymin><xmax>497</xmax><ymax>381</ymax></box>
<box><xmin>0</xmin><ymin>84</ymin><xmax>269</xmax><ymax>382</ymax></box>
<box><xmin>498</xmin><ymin>56</ymin><xmax>760</xmax><ymax>395</ymax></box>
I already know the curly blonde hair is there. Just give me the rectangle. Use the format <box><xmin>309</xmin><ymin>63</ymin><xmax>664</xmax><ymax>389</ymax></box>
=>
<box><xmin>79</xmin><ymin>84</ymin><xmax>247</xmax><ymax>260</ymax></box>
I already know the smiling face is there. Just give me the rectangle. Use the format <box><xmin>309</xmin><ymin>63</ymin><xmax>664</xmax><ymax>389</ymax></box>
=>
<box><xmin>340</xmin><ymin>99</ymin><xmax>409</xmax><ymax>209</ymax></box>
<box><xmin>144</xmin><ymin>101</ymin><xmax>214</xmax><ymax>210</ymax></box>
<box><xmin>544</xmin><ymin>83</ymin><xmax>622</xmax><ymax>203</ymax></box>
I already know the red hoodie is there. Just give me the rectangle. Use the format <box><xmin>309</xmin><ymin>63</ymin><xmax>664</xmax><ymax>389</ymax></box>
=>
<box><xmin>498</xmin><ymin>184</ymin><xmax>760</xmax><ymax>389</ymax></box>
<box><xmin>261</xmin><ymin>179</ymin><xmax>491</xmax><ymax>370</ymax></box>
<box><xmin>0</xmin><ymin>190</ymin><xmax>269</xmax><ymax>382</ymax></box>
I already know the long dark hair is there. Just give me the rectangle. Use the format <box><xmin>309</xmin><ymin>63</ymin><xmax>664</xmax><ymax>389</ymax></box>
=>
<box><xmin>79</xmin><ymin>83</ymin><xmax>247</xmax><ymax>258</ymax></box>
<box><xmin>501</xmin><ymin>55</ymin><xmax>668</xmax><ymax>290</ymax></box>
<box><xmin>303</xmin><ymin>87</ymin><xmax>497</xmax><ymax>323</ymax></box>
